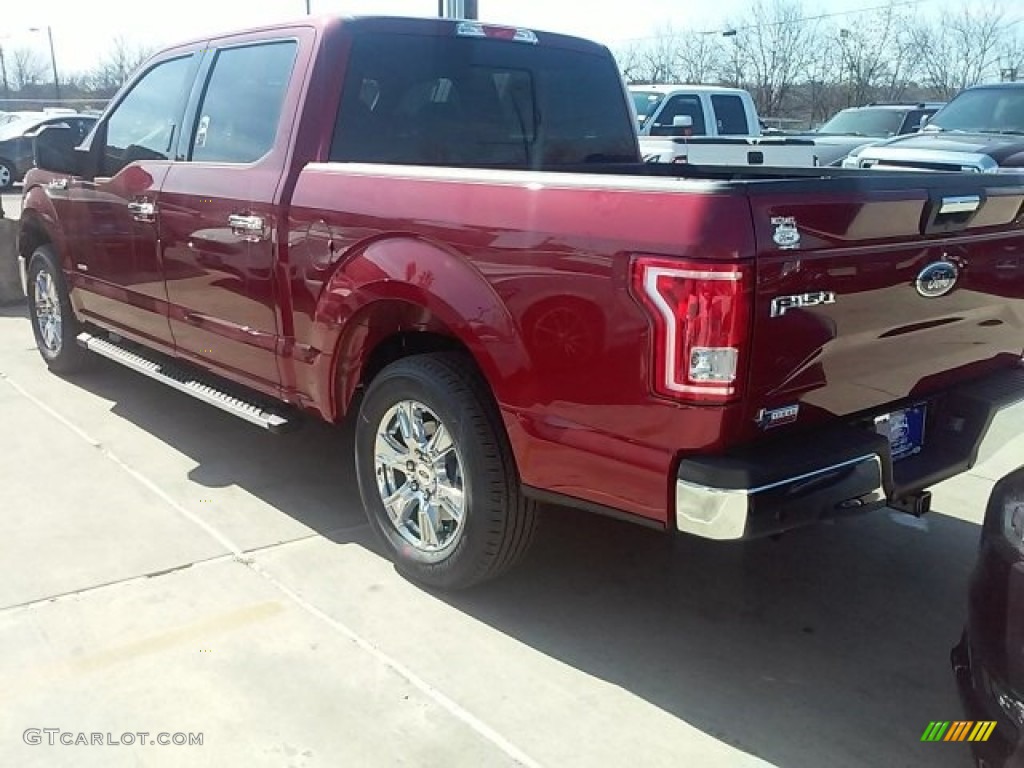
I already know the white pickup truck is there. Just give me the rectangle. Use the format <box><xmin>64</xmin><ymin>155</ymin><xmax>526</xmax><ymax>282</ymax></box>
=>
<box><xmin>631</xmin><ymin>84</ymin><xmax>821</xmax><ymax>167</ymax></box>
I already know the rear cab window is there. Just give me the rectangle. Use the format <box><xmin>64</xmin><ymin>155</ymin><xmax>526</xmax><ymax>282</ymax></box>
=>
<box><xmin>330</xmin><ymin>28</ymin><xmax>638</xmax><ymax>167</ymax></box>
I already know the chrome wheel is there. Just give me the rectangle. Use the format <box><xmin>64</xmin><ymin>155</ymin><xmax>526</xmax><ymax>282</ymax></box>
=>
<box><xmin>0</xmin><ymin>163</ymin><xmax>11</xmax><ymax>189</ymax></box>
<box><xmin>33</xmin><ymin>268</ymin><xmax>62</xmax><ymax>354</ymax></box>
<box><xmin>374</xmin><ymin>399</ymin><xmax>466</xmax><ymax>554</ymax></box>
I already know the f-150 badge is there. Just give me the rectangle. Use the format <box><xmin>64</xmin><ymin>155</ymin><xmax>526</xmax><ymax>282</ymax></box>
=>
<box><xmin>771</xmin><ymin>216</ymin><xmax>801</xmax><ymax>249</ymax></box>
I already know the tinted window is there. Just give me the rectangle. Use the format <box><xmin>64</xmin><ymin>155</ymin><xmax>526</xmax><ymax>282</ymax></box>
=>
<box><xmin>818</xmin><ymin>108</ymin><xmax>904</xmax><ymax>137</ymax></box>
<box><xmin>711</xmin><ymin>94</ymin><xmax>749</xmax><ymax>135</ymax></box>
<box><xmin>649</xmin><ymin>94</ymin><xmax>706</xmax><ymax>136</ymax></box>
<box><xmin>103</xmin><ymin>57</ymin><xmax>193</xmax><ymax>176</ymax></box>
<box><xmin>899</xmin><ymin>109</ymin><xmax>932</xmax><ymax>133</ymax></box>
<box><xmin>331</xmin><ymin>32</ymin><xmax>637</xmax><ymax>167</ymax></box>
<box><xmin>190</xmin><ymin>41</ymin><xmax>297</xmax><ymax>164</ymax></box>
<box><xmin>931</xmin><ymin>88</ymin><xmax>1024</xmax><ymax>133</ymax></box>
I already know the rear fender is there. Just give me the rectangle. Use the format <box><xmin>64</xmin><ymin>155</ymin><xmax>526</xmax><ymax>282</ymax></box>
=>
<box><xmin>312</xmin><ymin>236</ymin><xmax>532</xmax><ymax>419</ymax></box>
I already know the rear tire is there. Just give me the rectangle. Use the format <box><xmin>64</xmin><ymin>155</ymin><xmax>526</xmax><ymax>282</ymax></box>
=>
<box><xmin>355</xmin><ymin>352</ymin><xmax>537</xmax><ymax>589</ymax></box>
<box><xmin>27</xmin><ymin>244</ymin><xmax>89</xmax><ymax>374</ymax></box>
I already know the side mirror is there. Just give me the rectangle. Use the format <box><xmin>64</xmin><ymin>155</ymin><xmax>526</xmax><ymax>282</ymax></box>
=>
<box><xmin>667</xmin><ymin>114</ymin><xmax>694</xmax><ymax>137</ymax></box>
<box><xmin>33</xmin><ymin>125</ymin><xmax>83</xmax><ymax>176</ymax></box>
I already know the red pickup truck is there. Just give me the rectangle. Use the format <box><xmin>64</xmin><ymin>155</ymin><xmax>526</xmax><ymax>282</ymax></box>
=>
<box><xmin>18</xmin><ymin>16</ymin><xmax>1024</xmax><ymax>588</ymax></box>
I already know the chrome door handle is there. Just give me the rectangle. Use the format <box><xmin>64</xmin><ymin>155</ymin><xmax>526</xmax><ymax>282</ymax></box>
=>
<box><xmin>228</xmin><ymin>214</ymin><xmax>267</xmax><ymax>242</ymax></box>
<box><xmin>127</xmin><ymin>201</ymin><xmax>156</xmax><ymax>221</ymax></box>
<box><xmin>938</xmin><ymin>195</ymin><xmax>981</xmax><ymax>215</ymax></box>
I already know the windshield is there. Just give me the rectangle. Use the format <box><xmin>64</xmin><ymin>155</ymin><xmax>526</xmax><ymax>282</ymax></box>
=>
<box><xmin>818</xmin><ymin>108</ymin><xmax>904</xmax><ymax>137</ymax></box>
<box><xmin>631</xmin><ymin>91</ymin><xmax>664</xmax><ymax>121</ymax></box>
<box><xmin>929</xmin><ymin>88</ymin><xmax>1024</xmax><ymax>134</ymax></box>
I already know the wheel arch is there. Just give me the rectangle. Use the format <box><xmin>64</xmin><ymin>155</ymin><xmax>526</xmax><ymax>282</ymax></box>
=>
<box><xmin>313</xmin><ymin>236</ymin><xmax>534</xmax><ymax>420</ymax></box>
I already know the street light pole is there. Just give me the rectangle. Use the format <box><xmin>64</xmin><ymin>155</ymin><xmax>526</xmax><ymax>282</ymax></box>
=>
<box><xmin>0</xmin><ymin>46</ymin><xmax>10</xmax><ymax>104</ymax></box>
<box><xmin>29</xmin><ymin>26</ymin><xmax>61</xmax><ymax>103</ymax></box>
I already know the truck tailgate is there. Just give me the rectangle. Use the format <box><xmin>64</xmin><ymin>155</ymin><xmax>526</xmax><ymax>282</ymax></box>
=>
<box><xmin>746</xmin><ymin>177</ymin><xmax>1024</xmax><ymax>425</ymax></box>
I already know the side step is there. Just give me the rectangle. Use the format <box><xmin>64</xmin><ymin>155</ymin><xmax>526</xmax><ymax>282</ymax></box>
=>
<box><xmin>77</xmin><ymin>332</ymin><xmax>294</xmax><ymax>434</ymax></box>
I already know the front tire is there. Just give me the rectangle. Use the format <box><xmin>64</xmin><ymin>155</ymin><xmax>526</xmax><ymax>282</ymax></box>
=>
<box><xmin>355</xmin><ymin>352</ymin><xmax>537</xmax><ymax>589</ymax></box>
<box><xmin>27</xmin><ymin>245</ymin><xmax>89</xmax><ymax>373</ymax></box>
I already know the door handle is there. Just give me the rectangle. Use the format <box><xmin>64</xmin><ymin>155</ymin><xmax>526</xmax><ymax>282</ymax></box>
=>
<box><xmin>938</xmin><ymin>195</ymin><xmax>981</xmax><ymax>215</ymax></box>
<box><xmin>228</xmin><ymin>214</ymin><xmax>267</xmax><ymax>242</ymax></box>
<box><xmin>127</xmin><ymin>200</ymin><xmax>156</xmax><ymax>221</ymax></box>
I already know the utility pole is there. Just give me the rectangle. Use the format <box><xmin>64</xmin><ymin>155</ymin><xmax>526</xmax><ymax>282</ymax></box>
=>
<box><xmin>29</xmin><ymin>26</ymin><xmax>61</xmax><ymax>103</ymax></box>
<box><xmin>0</xmin><ymin>45</ymin><xmax>9</xmax><ymax>104</ymax></box>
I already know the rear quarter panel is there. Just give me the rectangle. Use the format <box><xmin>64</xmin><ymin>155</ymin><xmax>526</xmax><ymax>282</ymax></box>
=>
<box><xmin>285</xmin><ymin>164</ymin><xmax>757</xmax><ymax>522</ymax></box>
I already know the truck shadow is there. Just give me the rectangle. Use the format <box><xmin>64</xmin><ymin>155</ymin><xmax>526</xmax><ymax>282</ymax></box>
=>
<box><xmin>64</xmin><ymin>355</ymin><xmax>976</xmax><ymax>768</ymax></box>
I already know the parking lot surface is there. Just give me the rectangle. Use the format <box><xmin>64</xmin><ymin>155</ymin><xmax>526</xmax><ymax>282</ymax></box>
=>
<box><xmin>2</xmin><ymin>183</ymin><xmax>1021</xmax><ymax>767</ymax></box>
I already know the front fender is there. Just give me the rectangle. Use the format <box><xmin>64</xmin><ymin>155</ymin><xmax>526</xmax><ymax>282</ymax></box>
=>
<box><xmin>19</xmin><ymin>180</ymin><xmax>70</xmax><ymax>268</ymax></box>
<box><xmin>311</xmin><ymin>235</ymin><xmax>533</xmax><ymax>418</ymax></box>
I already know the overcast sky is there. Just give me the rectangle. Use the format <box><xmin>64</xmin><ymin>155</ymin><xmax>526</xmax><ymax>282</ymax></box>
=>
<box><xmin>1</xmin><ymin>0</ymin><xmax>1019</xmax><ymax>75</ymax></box>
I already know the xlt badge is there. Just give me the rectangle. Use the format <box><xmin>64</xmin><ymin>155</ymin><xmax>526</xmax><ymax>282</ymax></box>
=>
<box><xmin>770</xmin><ymin>291</ymin><xmax>836</xmax><ymax>317</ymax></box>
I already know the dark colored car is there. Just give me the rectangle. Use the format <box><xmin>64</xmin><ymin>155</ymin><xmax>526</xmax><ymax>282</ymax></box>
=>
<box><xmin>0</xmin><ymin>114</ymin><xmax>97</xmax><ymax>190</ymax></box>
<box><xmin>953</xmin><ymin>466</ymin><xmax>1024</xmax><ymax>767</ymax></box>
<box><xmin>844</xmin><ymin>84</ymin><xmax>1024</xmax><ymax>171</ymax></box>
<box><xmin>820</xmin><ymin>102</ymin><xmax>945</xmax><ymax>137</ymax></box>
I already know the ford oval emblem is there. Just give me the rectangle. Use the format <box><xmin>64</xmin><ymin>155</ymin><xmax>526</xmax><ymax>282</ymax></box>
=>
<box><xmin>915</xmin><ymin>261</ymin><xmax>958</xmax><ymax>298</ymax></box>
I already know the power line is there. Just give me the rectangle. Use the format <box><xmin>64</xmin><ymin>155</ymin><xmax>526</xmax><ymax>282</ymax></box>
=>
<box><xmin>611</xmin><ymin>0</ymin><xmax>931</xmax><ymax>45</ymax></box>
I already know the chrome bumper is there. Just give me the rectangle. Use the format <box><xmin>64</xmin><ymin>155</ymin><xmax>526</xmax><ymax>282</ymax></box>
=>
<box><xmin>676</xmin><ymin>454</ymin><xmax>885</xmax><ymax>540</ymax></box>
<box><xmin>675</xmin><ymin>364</ymin><xmax>1024</xmax><ymax>540</ymax></box>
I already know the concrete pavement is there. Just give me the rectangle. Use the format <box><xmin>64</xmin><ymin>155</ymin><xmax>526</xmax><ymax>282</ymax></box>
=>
<box><xmin>1</xmin><ymin>221</ymin><xmax>1016</xmax><ymax>765</ymax></box>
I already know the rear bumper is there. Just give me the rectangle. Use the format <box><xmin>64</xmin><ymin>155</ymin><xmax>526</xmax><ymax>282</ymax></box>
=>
<box><xmin>675</xmin><ymin>364</ymin><xmax>1024</xmax><ymax>539</ymax></box>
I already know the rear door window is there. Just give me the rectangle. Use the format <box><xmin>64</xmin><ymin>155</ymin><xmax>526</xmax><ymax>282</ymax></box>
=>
<box><xmin>900</xmin><ymin>110</ymin><xmax>930</xmax><ymax>133</ymax></box>
<box><xmin>331</xmin><ymin>31</ymin><xmax>637</xmax><ymax>166</ymax></box>
<box><xmin>710</xmin><ymin>94</ymin><xmax>750</xmax><ymax>135</ymax></box>
<box><xmin>189</xmin><ymin>41</ymin><xmax>298</xmax><ymax>164</ymax></box>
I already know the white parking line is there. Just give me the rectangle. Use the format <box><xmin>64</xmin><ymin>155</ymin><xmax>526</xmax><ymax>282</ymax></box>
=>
<box><xmin>2</xmin><ymin>371</ymin><xmax>544</xmax><ymax>768</ymax></box>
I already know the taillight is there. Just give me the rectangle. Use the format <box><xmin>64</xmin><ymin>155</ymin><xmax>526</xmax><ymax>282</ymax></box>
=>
<box><xmin>630</xmin><ymin>256</ymin><xmax>752</xmax><ymax>403</ymax></box>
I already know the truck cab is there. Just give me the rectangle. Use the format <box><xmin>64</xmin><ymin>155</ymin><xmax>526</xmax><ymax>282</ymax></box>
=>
<box><xmin>630</xmin><ymin>84</ymin><xmax>760</xmax><ymax>138</ymax></box>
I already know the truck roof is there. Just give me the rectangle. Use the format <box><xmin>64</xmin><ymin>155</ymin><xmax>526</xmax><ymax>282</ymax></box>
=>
<box><xmin>628</xmin><ymin>84</ymin><xmax>750</xmax><ymax>96</ymax></box>
<box><xmin>159</xmin><ymin>14</ymin><xmax>610</xmax><ymax>56</ymax></box>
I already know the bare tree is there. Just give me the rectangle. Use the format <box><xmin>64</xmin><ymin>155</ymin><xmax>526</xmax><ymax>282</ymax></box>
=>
<box><xmin>616</xmin><ymin>25</ymin><xmax>684</xmax><ymax>84</ymax></box>
<box><xmin>727</xmin><ymin>0</ymin><xmax>819</xmax><ymax>117</ymax></box>
<box><xmin>675</xmin><ymin>32</ymin><xmax>725</xmax><ymax>84</ymax></box>
<box><xmin>90</xmin><ymin>36</ymin><xmax>156</xmax><ymax>95</ymax></box>
<box><xmin>832</xmin><ymin>3</ymin><xmax>916</xmax><ymax>107</ymax></box>
<box><xmin>11</xmin><ymin>47</ymin><xmax>46</xmax><ymax>90</ymax></box>
<box><xmin>911</xmin><ymin>3</ymin><xmax>1011</xmax><ymax>99</ymax></box>
<box><xmin>800</xmin><ymin>31</ymin><xmax>845</xmax><ymax>125</ymax></box>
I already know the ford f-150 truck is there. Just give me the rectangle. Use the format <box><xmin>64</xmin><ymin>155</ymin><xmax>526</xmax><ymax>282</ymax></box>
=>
<box><xmin>18</xmin><ymin>15</ymin><xmax>1024</xmax><ymax>589</ymax></box>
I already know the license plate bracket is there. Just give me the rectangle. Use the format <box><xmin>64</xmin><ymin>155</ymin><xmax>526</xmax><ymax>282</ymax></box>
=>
<box><xmin>875</xmin><ymin>404</ymin><xmax>927</xmax><ymax>461</ymax></box>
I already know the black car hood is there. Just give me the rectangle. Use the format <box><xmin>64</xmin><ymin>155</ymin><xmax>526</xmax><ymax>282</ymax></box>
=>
<box><xmin>874</xmin><ymin>131</ymin><xmax>1024</xmax><ymax>163</ymax></box>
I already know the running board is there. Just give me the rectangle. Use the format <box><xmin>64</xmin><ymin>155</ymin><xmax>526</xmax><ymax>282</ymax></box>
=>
<box><xmin>77</xmin><ymin>332</ymin><xmax>293</xmax><ymax>433</ymax></box>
